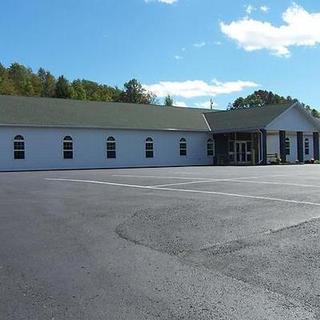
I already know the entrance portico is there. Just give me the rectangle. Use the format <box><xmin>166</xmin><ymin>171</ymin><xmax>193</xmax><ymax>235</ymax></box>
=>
<box><xmin>206</xmin><ymin>102</ymin><xmax>320</xmax><ymax>166</ymax></box>
<box><xmin>213</xmin><ymin>131</ymin><xmax>262</xmax><ymax>166</ymax></box>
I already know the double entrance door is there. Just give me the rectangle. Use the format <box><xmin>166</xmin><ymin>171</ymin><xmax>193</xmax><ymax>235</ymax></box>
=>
<box><xmin>236</xmin><ymin>141</ymin><xmax>248</xmax><ymax>164</ymax></box>
<box><xmin>229</xmin><ymin>141</ymin><xmax>252</xmax><ymax>164</ymax></box>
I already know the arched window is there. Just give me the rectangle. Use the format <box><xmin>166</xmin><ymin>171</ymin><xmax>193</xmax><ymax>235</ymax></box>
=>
<box><xmin>285</xmin><ymin>137</ymin><xmax>290</xmax><ymax>155</ymax></box>
<box><xmin>63</xmin><ymin>136</ymin><xmax>73</xmax><ymax>159</ymax></box>
<box><xmin>106</xmin><ymin>136</ymin><xmax>116</xmax><ymax>159</ymax></box>
<box><xmin>14</xmin><ymin>135</ymin><xmax>25</xmax><ymax>159</ymax></box>
<box><xmin>145</xmin><ymin>137</ymin><xmax>154</xmax><ymax>158</ymax></box>
<box><xmin>207</xmin><ymin>138</ymin><xmax>214</xmax><ymax>156</ymax></box>
<box><xmin>305</xmin><ymin>138</ymin><xmax>310</xmax><ymax>155</ymax></box>
<box><xmin>179</xmin><ymin>138</ymin><xmax>187</xmax><ymax>156</ymax></box>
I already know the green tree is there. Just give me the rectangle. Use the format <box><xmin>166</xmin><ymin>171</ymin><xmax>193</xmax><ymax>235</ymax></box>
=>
<box><xmin>8</xmin><ymin>62</ymin><xmax>34</xmax><ymax>96</ymax></box>
<box><xmin>80</xmin><ymin>80</ymin><xmax>100</xmax><ymax>100</ymax></box>
<box><xmin>311</xmin><ymin>109</ymin><xmax>320</xmax><ymax>118</ymax></box>
<box><xmin>71</xmin><ymin>80</ymin><xmax>87</xmax><ymax>100</ymax></box>
<box><xmin>230</xmin><ymin>90</ymin><xmax>320</xmax><ymax>119</ymax></box>
<box><xmin>245</xmin><ymin>93</ymin><xmax>264</xmax><ymax>108</ymax></box>
<box><xmin>0</xmin><ymin>63</ymin><xmax>6</xmax><ymax>78</ymax></box>
<box><xmin>30</xmin><ymin>74</ymin><xmax>42</xmax><ymax>96</ymax></box>
<box><xmin>0</xmin><ymin>62</ymin><xmax>157</xmax><ymax>105</ymax></box>
<box><xmin>0</xmin><ymin>63</ymin><xmax>16</xmax><ymax>95</ymax></box>
<box><xmin>55</xmin><ymin>75</ymin><xmax>73</xmax><ymax>98</ymax></box>
<box><xmin>164</xmin><ymin>95</ymin><xmax>174</xmax><ymax>106</ymax></box>
<box><xmin>230</xmin><ymin>90</ymin><xmax>295</xmax><ymax>110</ymax></box>
<box><xmin>38</xmin><ymin>68</ymin><xmax>56</xmax><ymax>97</ymax></box>
<box><xmin>118</xmin><ymin>79</ymin><xmax>157</xmax><ymax>104</ymax></box>
<box><xmin>232</xmin><ymin>97</ymin><xmax>245</xmax><ymax>109</ymax></box>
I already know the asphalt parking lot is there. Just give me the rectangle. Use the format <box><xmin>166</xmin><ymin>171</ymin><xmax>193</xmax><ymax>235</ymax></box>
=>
<box><xmin>1</xmin><ymin>165</ymin><xmax>320</xmax><ymax>319</ymax></box>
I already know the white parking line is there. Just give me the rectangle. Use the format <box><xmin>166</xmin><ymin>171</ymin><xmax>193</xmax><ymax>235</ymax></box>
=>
<box><xmin>111</xmin><ymin>174</ymin><xmax>288</xmax><ymax>181</ymax></box>
<box><xmin>46</xmin><ymin>178</ymin><xmax>320</xmax><ymax>207</ymax></box>
<box><xmin>112</xmin><ymin>174</ymin><xmax>214</xmax><ymax>181</ymax></box>
<box><xmin>112</xmin><ymin>174</ymin><xmax>320</xmax><ymax>189</ymax></box>
<box><xmin>152</xmin><ymin>179</ymin><xmax>320</xmax><ymax>189</ymax></box>
<box><xmin>152</xmin><ymin>180</ymin><xmax>214</xmax><ymax>188</ymax></box>
<box><xmin>222</xmin><ymin>179</ymin><xmax>320</xmax><ymax>189</ymax></box>
<box><xmin>151</xmin><ymin>177</ymin><xmax>271</xmax><ymax>187</ymax></box>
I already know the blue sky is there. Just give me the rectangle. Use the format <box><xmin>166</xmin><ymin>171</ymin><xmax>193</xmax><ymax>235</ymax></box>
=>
<box><xmin>1</xmin><ymin>0</ymin><xmax>320</xmax><ymax>109</ymax></box>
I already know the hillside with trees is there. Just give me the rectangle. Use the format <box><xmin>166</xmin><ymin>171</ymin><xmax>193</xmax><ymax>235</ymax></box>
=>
<box><xmin>1</xmin><ymin>62</ymin><xmax>319</xmax><ymax>118</ymax></box>
<box><xmin>229</xmin><ymin>90</ymin><xmax>320</xmax><ymax>118</ymax></box>
<box><xmin>0</xmin><ymin>62</ymin><xmax>156</xmax><ymax>104</ymax></box>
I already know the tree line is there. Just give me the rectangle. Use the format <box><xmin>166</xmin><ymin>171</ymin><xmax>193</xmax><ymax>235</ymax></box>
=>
<box><xmin>0</xmin><ymin>62</ymin><xmax>319</xmax><ymax>117</ymax></box>
<box><xmin>0</xmin><ymin>62</ymin><xmax>156</xmax><ymax>104</ymax></box>
<box><xmin>229</xmin><ymin>90</ymin><xmax>320</xmax><ymax>118</ymax></box>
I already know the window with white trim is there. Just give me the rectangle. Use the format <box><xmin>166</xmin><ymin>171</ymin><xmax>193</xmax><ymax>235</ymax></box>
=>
<box><xmin>179</xmin><ymin>138</ymin><xmax>187</xmax><ymax>156</ymax></box>
<box><xmin>207</xmin><ymin>138</ymin><xmax>214</xmax><ymax>156</ymax></box>
<box><xmin>14</xmin><ymin>135</ymin><xmax>25</xmax><ymax>160</ymax></box>
<box><xmin>63</xmin><ymin>136</ymin><xmax>73</xmax><ymax>159</ymax></box>
<box><xmin>305</xmin><ymin>138</ymin><xmax>310</xmax><ymax>155</ymax></box>
<box><xmin>285</xmin><ymin>137</ymin><xmax>290</xmax><ymax>155</ymax></box>
<box><xmin>107</xmin><ymin>136</ymin><xmax>116</xmax><ymax>159</ymax></box>
<box><xmin>145</xmin><ymin>137</ymin><xmax>154</xmax><ymax>158</ymax></box>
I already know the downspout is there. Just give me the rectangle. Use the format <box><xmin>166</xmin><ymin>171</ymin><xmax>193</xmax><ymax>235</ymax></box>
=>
<box><xmin>257</xmin><ymin>129</ymin><xmax>264</xmax><ymax>164</ymax></box>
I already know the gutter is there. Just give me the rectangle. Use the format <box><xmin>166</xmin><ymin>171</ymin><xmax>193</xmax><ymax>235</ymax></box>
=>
<box><xmin>0</xmin><ymin>123</ymin><xmax>210</xmax><ymax>133</ymax></box>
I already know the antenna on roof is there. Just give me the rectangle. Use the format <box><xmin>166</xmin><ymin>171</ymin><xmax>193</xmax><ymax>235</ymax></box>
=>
<box><xmin>210</xmin><ymin>98</ymin><xmax>213</xmax><ymax>110</ymax></box>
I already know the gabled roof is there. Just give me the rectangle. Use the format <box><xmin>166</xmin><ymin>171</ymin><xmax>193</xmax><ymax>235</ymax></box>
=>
<box><xmin>0</xmin><ymin>95</ymin><xmax>213</xmax><ymax>132</ymax></box>
<box><xmin>204</xmin><ymin>103</ymin><xmax>294</xmax><ymax>133</ymax></box>
<box><xmin>1</xmin><ymin>96</ymin><xmax>318</xmax><ymax>133</ymax></box>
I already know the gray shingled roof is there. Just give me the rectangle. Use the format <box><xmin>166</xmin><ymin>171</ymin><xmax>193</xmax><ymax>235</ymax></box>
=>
<box><xmin>2</xmin><ymin>96</ymin><xmax>313</xmax><ymax>133</ymax></box>
<box><xmin>204</xmin><ymin>103</ymin><xmax>294</xmax><ymax>133</ymax></box>
<box><xmin>0</xmin><ymin>95</ymin><xmax>211</xmax><ymax>131</ymax></box>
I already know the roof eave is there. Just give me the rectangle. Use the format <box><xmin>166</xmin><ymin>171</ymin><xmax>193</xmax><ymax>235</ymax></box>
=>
<box><xmin>0</xmin><ymin>123</ymin><xmax>210</xmax><ymax>132</ymax></box>
<box><xmin>211</xmin><ymin>127</ymin><xmax>263</xmax><ymax>134</ymax></box>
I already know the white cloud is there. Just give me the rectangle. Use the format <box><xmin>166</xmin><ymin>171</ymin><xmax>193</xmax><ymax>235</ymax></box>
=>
<box><xmin>145</xmin><ymin>0</ymin><xmax>178</xmax><ymax>4</ymax></box>
<box><xmin>158</xmin><ymin>0</ymin><xmax>177</xmax><ymax>3</ymax></box>
<box><xmin>143</xmin><ymin>79</ymin><xmax>258</xmax><ymax>98</ymax></box>
<box><xmin>193</xmin><ymin>41</ymin><xmax>206</xmax><ymax>48</ymax></box>
<box><xmin>260</xmin><ymin>5</ymin><xmax>269</xmax><ymax>13</ymax></box>
<box><xmin>214</xmin><ymin>41</ymin><xmax>222</xmax><ymax>45</ymax></box>
<box><xmin>174</xmin><ymin>100</ymin><xmax>219</xmax><ymax>109</ymax></box>
<box><xmin>245</xmin><ymin>4</ymin><xmax>255</xmax><ymax>15</ymax></box>
<box><xmin>175</xmin><ymin>101</ymin><xmax>189</xmax><ymax>108</ymax></box>
<box><xmin>221</xmin><ymin>3</ymin><xmax>320</xmax><ymax>57</ymax></box>
<box><xmin>175</xmin><ymin>100</ymin><xmax>217</xmax><ymax>109</ymax></box>
<box><xmin>174</xmin><ymin>55</ymin><xmax>183</xmax><ymax>60</ymax></box>
<box><xmin>194</xmin><ymin>100</ymin><xmax>217</xmax><ymax>109</ymax></box>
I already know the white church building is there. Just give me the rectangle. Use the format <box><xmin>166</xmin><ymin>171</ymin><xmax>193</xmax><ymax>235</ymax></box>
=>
<box><xmin>0</xmin><ymin>95</ymin><xmax>319</xmax><ymax>171</ymax></box>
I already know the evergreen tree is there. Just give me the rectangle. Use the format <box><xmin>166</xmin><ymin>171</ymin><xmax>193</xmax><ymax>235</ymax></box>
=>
<box><xmin>8</xmin><ymin>63</ymin><xmax>34</xmax><ymax>95</ymax></box>
<box><xmin>55</xmin><ymin>75</ymin><xmax>73</xmax><ymax>98</ymax></box>
<box><xmin>38</xmin><ymin>68</ymin><xmax>56</xmax><ymax>97</ymax></box>
<box><xmin>164</xmin><ymin>95</ymin><xmax>174</xmax><ymax>106</ymax></box>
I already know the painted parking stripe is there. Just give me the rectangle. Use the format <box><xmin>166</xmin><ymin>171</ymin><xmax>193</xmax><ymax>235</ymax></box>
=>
<box><xmin>155</xmin><ymin>178</ymin><xmax>320</xmax><ymax>189</ymax></box>
<box><xmin>152</xmin><ymin>180</ymin><xmax>215</xmax><ymax>188</ymax></box>
<box><xmin>112</xmin><ymin>174</ymin><xmax>216</xmax><ymax>180</ymax></box>
<box><xmin>111</xmin><ymin>174</ymin><xmax>288</xmax><ymax>181</ymax></box>
<box><xmin>113</xmin><ymin>174</ymin><xmax>320</xmax><ymax>189</ymax></box>
<box><xmin>221</xmin><ymin>179</ymin><xmax>320</xmax><ymax>189</ymax></box>
<box><xmin>46</xmin><ymin>178</ymin><xmax>320</xmax><ymax>207</ymax></box>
